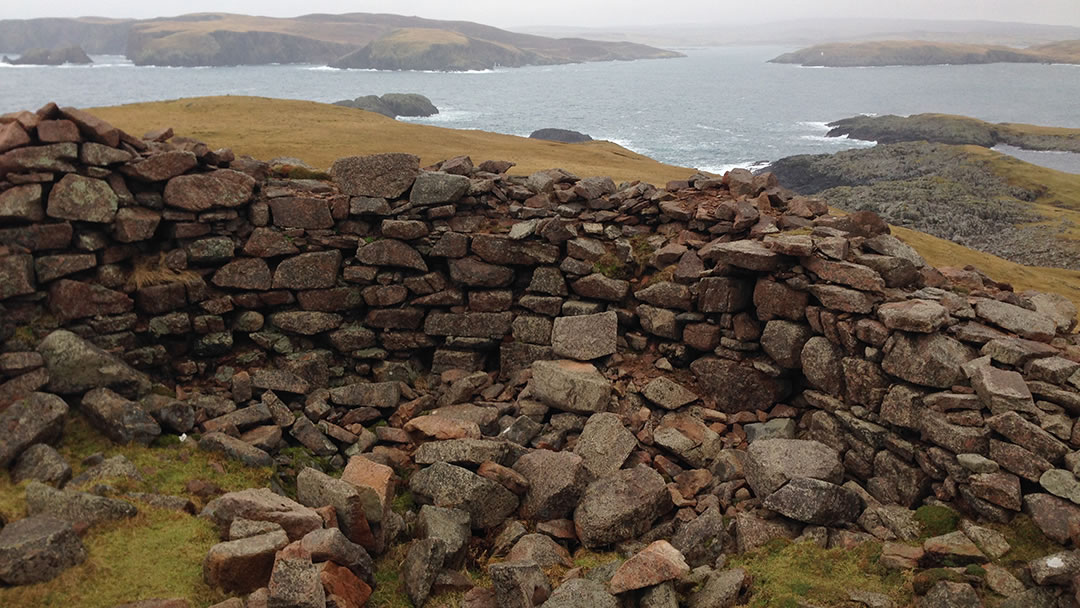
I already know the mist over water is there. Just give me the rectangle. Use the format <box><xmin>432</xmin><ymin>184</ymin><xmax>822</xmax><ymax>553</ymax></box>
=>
<box><xmin>3</xmin><ymin>46</ymin><xmax>1080</xmax><ymax>172</ymax></box>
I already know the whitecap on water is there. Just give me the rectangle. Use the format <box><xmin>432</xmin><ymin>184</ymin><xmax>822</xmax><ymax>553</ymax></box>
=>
<box><xmin>399</xmin><ymin>109</ymin><xmax>481</xmax><ymax>123</ymax></box>
<box><xmin>697</xmin><ymin>160</ymin><xmax>771</xmax><ymax>174</ymax></box>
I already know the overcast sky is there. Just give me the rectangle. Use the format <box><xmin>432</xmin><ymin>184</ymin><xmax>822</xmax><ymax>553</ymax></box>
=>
<box><xmin>2</xmin><ymin>0</ymin><xmax>1079</xmax><ymax>28</ymax></box>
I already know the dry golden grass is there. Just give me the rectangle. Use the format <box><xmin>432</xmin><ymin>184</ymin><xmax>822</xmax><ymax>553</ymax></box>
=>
<box><xmin>126</xmin><ymin>252</ymin><xmax>204</xmax><ymax>291</ymax></box>
<box><xmin>90</xmin><ymin>96</ymin><xmax>696</xmax><ymax>186</ymax></box>
<box><xmin>131</xmin><ymin>13</ymin><xmax>385</xmax><ymax>47</ymax></box>
<box><xmin>892</xmin><ymin>226</ymin><xmax>1080</xmax><ymax>309</ymax></box>
<box><xmin>89</xmin><ymin>96</ymin><xmax>1080</xmax><ymax>308</ymax></box>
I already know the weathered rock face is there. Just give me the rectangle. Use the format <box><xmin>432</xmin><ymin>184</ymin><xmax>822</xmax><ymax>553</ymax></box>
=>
<box><xmin>743</xmin><ymin>439</ymin><xmax>844</xmax><ymax>497</ymax></box>
<box><xmin>203</xmin><ymin>530</ymin><xmax>289</xmax><ymax>593</ymax></box>
<box><xmin>882</xmin><ymin>332</ymin><xmax>976</xmax><ymax>388</ymax></box>
<box><xmin>200</xmin><ymin>489</ymin><xmax>323</xmax><ymax>541</ymax></box>
<box><xmin>529</xmin><ymin>360</ymin><xmax>611</xmax><ymax>414</ymax></box>
<box><xmin>331</xmin><ymin>153</ymin><xmax>419</xmax><ymax>198</ymax></box>
<box><xmin>513</xmin><ymin>450</ymin><xmax>590</xmax><ymax>520</ymax></box>
<box><xmin>0</xmin><ymin>516</ymin><xmax>87</xmax><ymax>585</ymax></box>
<box><xmin>761</xmin><ymin>477</ymin><xmax>864</xmax><ymax>525</ymax></box>
<box><xmin>164</xmin><ymin>169</ymin><xmax>255</xmax><ymax>211</ymax></box>
<box><xmin>690</xmin><ymin>357</ymin><xmax>790</xmax><ymax>413</ymax></box>
<box><xmin>37</xmin><ymin>330</ymin><xmax>151</xmax><ymax>398</ymax></box>
<box><xmin>409</xmin><ymin>462</ymin><xmax>519</xmax><ymax>529</ymax></box>
<box><xmin>0</xmin><ymin>392</ymin><xmax>68</xmax><ymax>468</ymax></box>
<box><xmin>46</xmin><ymin>174</ymin><xmax>118</xmax><ymax>223</ymax></box>
<box><xmin>574</xmin><ymin>465</ymin><xmax>672</xmax><ymax>548</ymax></box>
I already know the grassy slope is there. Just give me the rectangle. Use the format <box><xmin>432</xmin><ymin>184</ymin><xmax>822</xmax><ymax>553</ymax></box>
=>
<box><xmin>0</xmin><ymin>415</ymin><xmax>272</xmax><ymax>608</ymax></box>
<box><xmin>89</xmin><ymin>96</ymin><xmax>694</xmax><ymax>186</ymax></box>
<box><xmin>88</xmin><ymin>96</ymin><xmax>1080</xmax><ymax>308</ymax></box>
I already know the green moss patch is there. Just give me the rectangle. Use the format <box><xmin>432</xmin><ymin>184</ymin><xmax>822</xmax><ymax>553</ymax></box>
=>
<box><xmin>0</xmin><ymin>413</ymin><xmax>274</xmax><ymax>608</ymax></box>
<box><xmin>0</xmin><ymin>506</ymin><xmax>229</xmax><ymax>608</ymax></box>
<box><xmin>729</xmin><ymin>539</ymin><xmax>914</xmax><ymax>608</ymax></box>
<box><xmin>915</xmin><ymin>504</ymin><xmax>960</xmax><ymax>538</ymax></box>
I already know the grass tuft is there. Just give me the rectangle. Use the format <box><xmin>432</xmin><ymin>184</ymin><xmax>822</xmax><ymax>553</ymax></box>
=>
<box><xmin>729</xmin><ymin>539</ymin><xmax>913</xmax><ymax>608</ymax></box>
<box><xmin>914</xmin><ymin>504</ymin><xmax>961</xmax><ymax>538</ymax></box>
<box><xmin>126</xmin><ymin>252</ymin><xmax>204</xmax><ymax>291</ymax></box>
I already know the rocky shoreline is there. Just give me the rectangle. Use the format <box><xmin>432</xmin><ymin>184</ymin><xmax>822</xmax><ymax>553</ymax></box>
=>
<box><xmin>766</xmin><ymin>141</ymin><xmax>1080</xmax><ymax>271</ymax></box>
<box><xmin>2</xmin><ymin>104</ymin><xmax>1080</xmax><ymax>607</ymax></box>
<box><xmin>825</xmin><ymin>114</ymin><xmax>1080</xmax><ymax>154</ymax></box>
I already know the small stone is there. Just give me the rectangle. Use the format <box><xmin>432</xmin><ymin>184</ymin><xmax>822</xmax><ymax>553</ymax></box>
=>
<box><xmin>642</xmin><ymin>377</ymin><xmax>698</xmax><ymax>410</ymax></box>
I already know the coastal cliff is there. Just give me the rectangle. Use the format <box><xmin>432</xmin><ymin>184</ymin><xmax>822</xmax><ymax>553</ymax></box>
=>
<box><xmin>0</xmin><ymin>12</ymin><xmax>682</xmax><ymax>69</ymax></box>
<box><xmin>771</xmin><ymin>39</ymin><xmax>1080</xmax><ymax>67</ymax></box>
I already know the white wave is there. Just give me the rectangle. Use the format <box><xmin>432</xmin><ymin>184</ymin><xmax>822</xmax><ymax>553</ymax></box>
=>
<box><xmin>695</xmin><ymin>123</ymin><xmax>722</xmax><ymax>131</ymax></box>
<box><xmin>800</xmin><ymin>134</ymin><xmax>876</xmax><ymax>145</ymax></box>
<box><xmin>307</xmin><ymin>65</ymin><xmax>503</xmax><ymax>74</ymax></box>
<box><xmin>798</xmin><ymin>120</ymin><xmax>831</xmax><ymax>130</ymax></box>
<box><xmin>698</xmin><ymin>160</ymin><xmax>771</xmax><ymax>174</ymax></box>
<box><xmin>399</xmin><ymin>109</ymin><xmax>480</xmax><ymax>123</ymax></box>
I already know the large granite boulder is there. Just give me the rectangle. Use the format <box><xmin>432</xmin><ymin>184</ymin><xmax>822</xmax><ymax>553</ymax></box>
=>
<box><xmin>574</xmin><ymin>465</ymin><xmax>672</xmax><ymax>548</ymax></box>
<box><xmin>0</xmin><ymin>516</ymin><xmax>87</xmax><ymax>585</ymax></box>
<box><xmin>744</xmin><ymin>439</ymin><xmax>844</xmax><ymax>498</ymax></box>
<box><xmin>37</xmin><ymin>329</ymin><xmax>151</xmax><ymax>398</ymax></box>
<box><xmin>409</xmin><ymin>462</ymin><xmax>519</xmax><ymax>529</ymax></box>
<box><xmin>0</xmin><ymin>392</ymin><xmax>68</xmax><ymax>468</ymax></box>
<box><xmin>331</xmin><ymin>153</ymin><xmax>419</xmax><ymax>198</ymax></box>
<box><xmin>513</xmin><ymin>449</ymin><xmax>590</xmax><ymax>520</ymax></box>
<box><xmin>200</xmin><ymin>488</ymin><xmax>323</xmax><ymax>541</ymax></box>
<box><xmin>203</xmin><ymin>530</ymin><xmax>289</xmax><ymax>593</ymax></box>
<box><xmin>529</xmin><ymin>360</ymin><xmax>611</xmax><ymax>414</ymax></box>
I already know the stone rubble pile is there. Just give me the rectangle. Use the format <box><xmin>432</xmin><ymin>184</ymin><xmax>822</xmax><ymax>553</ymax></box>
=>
<box><xmin>2</xmin><ymin>103</ymin><xmax>1080</xmax><ymax>606</ymax></box>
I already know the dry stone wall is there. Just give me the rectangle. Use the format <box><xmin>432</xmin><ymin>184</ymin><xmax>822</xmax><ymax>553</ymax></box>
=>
<box><xmin>3</xmin><ymin>103</ymin><xmax>1080</xmax><ymax>605</ymax></box>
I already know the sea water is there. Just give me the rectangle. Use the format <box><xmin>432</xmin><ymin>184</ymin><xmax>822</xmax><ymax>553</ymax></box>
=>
<box><xmin>2</xmin><ymin>46</ymin><xmax>1079</xmax><ymax>173</ymax></box>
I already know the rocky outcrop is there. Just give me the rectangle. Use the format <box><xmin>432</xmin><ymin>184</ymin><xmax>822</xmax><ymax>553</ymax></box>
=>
<box><xmin>3</xmin><ymin>46</ymin><xmax>92</xmax><ymax>65</ymax></box>
<box><xmin>529</xmin><ymin>129</ymin><xmax>594</xmax><ymax>144</ymax></box>
<box><xmin>765</xmin><ymin>141</ymin><xmax>1080</xmax><ymax>270</ymax></box>
<box><xmin>825</xmin><ymin>113</ymin><xmax>1080</xmax><ymax>154</ymax></box>
<box><xmin>333</xmin><ymin>94</ymin><xmax>439</xmax><ymax>119</ymax></box>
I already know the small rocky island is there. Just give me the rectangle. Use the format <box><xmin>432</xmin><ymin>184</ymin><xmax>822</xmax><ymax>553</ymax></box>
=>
<box><xmin>332</xmin><ymin>94</ymin><xmax>439</xmax><ymax>119</ymax></box>
<box><xmin>825</xmin><ymin>113</ymin><xmax>1080</xmax><ymax>153</ymax></box>
<box><xmin>2</xmin><ymin>46</ymin><xmax>92</xmax><ymax>66</ymax></box>
<box><xmin>529</xmin><ymin>129</ymin><xmax>594</xmax><ymax>144</ymax></box>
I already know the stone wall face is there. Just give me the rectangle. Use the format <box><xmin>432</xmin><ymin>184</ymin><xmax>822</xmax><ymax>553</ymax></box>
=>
<box><xmin>3</xmin><ymin>104</ymin><xmax>1080</xmax><ymax>598</ymax></box>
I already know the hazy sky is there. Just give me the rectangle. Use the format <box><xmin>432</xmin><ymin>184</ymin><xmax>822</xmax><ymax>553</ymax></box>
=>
<box><xmin>2</xmin><ymin>0</ymin><xmax>1079</xmax><ymax>28</ymax></box>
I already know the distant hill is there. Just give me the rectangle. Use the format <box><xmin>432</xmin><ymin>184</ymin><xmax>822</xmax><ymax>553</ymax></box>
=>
<box><xmin>515</xmin><ymin>18</ymin><xmax>1080</xmax><ymax>48</ymax></box>
<box><xmin>770</xmin><ymin>39</ymin><xmax>1080</xmax><ymax>67</ymax></box>
<box><xmin>0</xmin><ymin>12</ymin><xmax>681</xmax><ymax>69</ymax></box>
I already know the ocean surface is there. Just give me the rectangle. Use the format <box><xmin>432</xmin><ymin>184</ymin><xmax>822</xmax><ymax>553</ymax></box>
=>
<box><xmin>3</xmin><ymin>46</ymin><xmax>1080</xmax><ymax>173</ymax></box>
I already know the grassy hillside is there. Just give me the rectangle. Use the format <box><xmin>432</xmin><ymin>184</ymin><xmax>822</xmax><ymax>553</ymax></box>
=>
<box><xmin>89</xmin><ymin>96</ymin><xmax>694</xmax><ymax>185</ymax></box>
<box><xmin>770</xmin><ymin>39</ymin><xmax>1080</xmax><ymax>66</ymax></box>
<box><xmin>89</xmin><ymin>96</ymin><xmax>1080</xmax><ymax>308</ymax></box>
